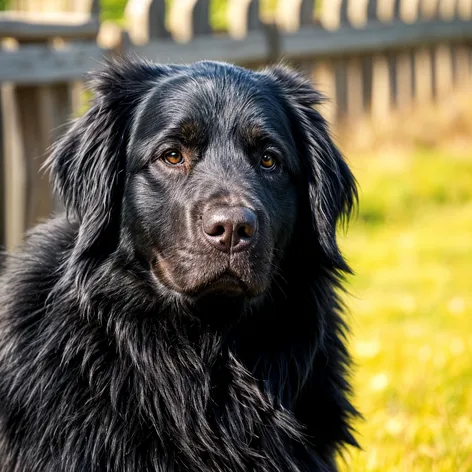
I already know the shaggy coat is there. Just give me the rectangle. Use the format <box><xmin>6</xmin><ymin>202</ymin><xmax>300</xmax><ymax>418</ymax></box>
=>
<box><xmin>0</xmin><ymin>59</ymin><xmax>358</xmax><ymax>472</ymax></box>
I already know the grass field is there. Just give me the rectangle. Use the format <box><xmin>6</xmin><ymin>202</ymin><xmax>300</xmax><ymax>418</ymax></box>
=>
<box><xmin>337</xmin><ymin>147</ymin><xmax>472</xmax><ymax>471</ymax></box>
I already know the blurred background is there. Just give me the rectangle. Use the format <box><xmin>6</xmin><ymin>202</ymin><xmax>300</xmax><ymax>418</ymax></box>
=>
<box><xmin>1</xmin><ymin>0</ymin><xmax>471</xmax><ymax>470</ymax></box>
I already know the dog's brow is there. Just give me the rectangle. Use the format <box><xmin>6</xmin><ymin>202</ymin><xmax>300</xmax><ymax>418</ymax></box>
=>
<box><xmin>180</xmin><ymin>121</ymin><xmax>200</xmax><ymax>138</ymax></box>
<box><xmin>241</xmin><ymin>123</ymin><xmax>286</xmax><ymax>150</ymax></box>
<box><xmin>163</xmin><ymin>121</ymin><xmax>204</xmax><ymax>147</ymax></box>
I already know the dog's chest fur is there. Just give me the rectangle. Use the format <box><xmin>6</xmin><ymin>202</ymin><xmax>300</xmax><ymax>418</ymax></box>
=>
<box><xmin>1</xmin><ymin>305</ymin><xmax>319</xmax><ymax>472</ymax></box>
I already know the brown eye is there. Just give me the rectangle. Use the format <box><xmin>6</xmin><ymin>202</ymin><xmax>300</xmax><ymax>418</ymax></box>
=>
<box><xmin>163</xmin><ymin>149</ymin><xmax>184</xmax><ymax>166</ymax></box>
<box><xmin>260</xmin><ymin>152</ymin><xmax>277</xmax><ymax>170</ymax></box>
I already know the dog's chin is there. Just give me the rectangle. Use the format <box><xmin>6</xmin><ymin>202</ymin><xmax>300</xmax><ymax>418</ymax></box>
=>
<box><xmin>193</xmin><ymin>273</ymin><xmax>247</xmax><ymax>298</ymax></box>
<box><xmin>152</xmin><ymin>263</ymin><xmax>263</xmax><ymax>301</ymax></box>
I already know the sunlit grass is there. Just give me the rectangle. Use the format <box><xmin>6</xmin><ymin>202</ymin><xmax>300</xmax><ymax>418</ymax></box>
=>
<box><xmin>338</xmin><ymin>149</ymin><xmax>472</xmax><ymax>471</ymax></box>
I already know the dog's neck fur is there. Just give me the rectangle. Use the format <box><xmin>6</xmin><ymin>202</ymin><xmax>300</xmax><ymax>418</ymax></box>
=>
<box><xmin>43</xmin><ymin>242</ymin><xmax>328</xmax><ymax>470</ymax></box>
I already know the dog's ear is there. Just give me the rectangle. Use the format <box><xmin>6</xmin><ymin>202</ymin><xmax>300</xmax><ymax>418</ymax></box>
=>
<box><xmin>47</xmin><ymin>59</ymin><xmax>174</xmax><ymax>262</ymax></box>
<box><xmin>263</xmin><ymin>66</ymin><xmax>357</xmax><ymax>271</ymax></box>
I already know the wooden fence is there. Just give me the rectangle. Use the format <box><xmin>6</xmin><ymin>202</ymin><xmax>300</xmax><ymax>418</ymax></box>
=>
<box><xmin>1</xmin><ymin>0</ymin><xmax>472</xmax><ymax>249</ymax></box>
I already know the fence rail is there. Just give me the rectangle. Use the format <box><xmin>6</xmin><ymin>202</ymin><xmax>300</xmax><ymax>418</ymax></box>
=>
<box><xmin>1</xmin><ymin>0</ymin><xmax>472</xmax><ymax>249</ymax></box>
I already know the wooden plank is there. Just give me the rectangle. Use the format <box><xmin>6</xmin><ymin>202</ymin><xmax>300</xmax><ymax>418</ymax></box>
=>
<box><xmin>346</xmin><ymin>56</ymin><xmax>364</xmax><ymax>117</ymax></box>
<box><xmin>377</xmin><ymin>0</ymin><xmax>401</xmax><ymax>22</ymax></box>
<box><xmin>129</xmin><ymin>31</ymin><xmax>268</xmax><ymax>65</ymax></box>
<box><xmin>414</xmin><ymin>46</ymin><xmax>434</xmax><ymax>103</ymax></box>
<box><xmin>439</xmin><ymin>0</ymin><xmax>458</xmax><ymax>20</ymax></box>
<box><xmin>334</xmin><ymin>58</ymin><xmax>348</xmax><ymax>120</ymax></box>
<box><xmin>362</xmin><ymin>0</ymin><xmax>379</xmax><ymax>115</ymax></box>
<box><xmin>228</xmin><ymin>0</ymin><xmax>261</xmax><ymax>40</ymax></box>
<box><xmin>14</xmin><ymin>86</ymin><xmax>52</xmax><ymax>229</ymax></box>
<box><xmin>125</xmin><ymin>0</ymin><xmax>169</xmax><ymax>45</ymax></box>
<box><xmin>454</xmin><ymin>44</ymin><xmax>471</xmax><ymax>86</ymax></box>
<box><xmin>0</xmin><ymin>43</ymin><xmax>106</xmax><ymax>84</ymax></box>
<box><xmin>396</xmin><ymin>50</ymin><xmax>414</xmax><ymax>110</ymax></box>
<box><xmin>401</xmin><ymin>0</ymin><xmax>421</xmax><ymax>22</ymax></box>
<box><xmin>457</xmin><ymin>0</ymin><xmax>472</xmax><ymax>18</ymax></box>
<box><xmin>370</xmin><ymin>54</ymin><xmax>391</xmax><ymax>120</ymax></box>
<box><xmin>319</xmin><ymin>0</ymin><xmax>343</xmax><ymax>30</ymax></box>
<box><xmin>435</xmin><ymin>43</ymin><xmax>454</xmax><ymax>96</ymax></box>
<box><xmin>0</xmin><ymin>12</ymin><xmax>99</xmax><ymax>40</ymax></box>
<box><xmin>0</xmin><ymin>90</ymin><xmax>4</xmax><ymax>249</ymax></box>
<box><xmin>421</xmin><ymin>0</ymin><xmax>440</xmax><ymax>19</ymax></box>
<box><xmin>1</xmin><ymin>84</ymin><xmax>26</xmax><ymax>249</ymax></box>
<box><xmin>280</xmin><ymin>19</ymin><xmax>472</xmax><ymax>59</ymax></box>
<box><xmin>276</xmin><ymin>0</ymin><xmax>314</xmax><ymax>33</ymax></box>
<box><xmin>169</xmin><ymin>0</ymin><xmax>212</xmax><ymax>42</ymax></box>
<box><xmin>334</xmin><ymin>0</ymin><xmax>350</xmax><ymax>120</ymax></box>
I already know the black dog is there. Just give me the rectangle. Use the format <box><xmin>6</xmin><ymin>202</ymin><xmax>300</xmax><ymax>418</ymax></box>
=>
<box><xmin>0</xmin><ymin>59</ymin><xmax>358</xmax><ymax>471</ymax></box>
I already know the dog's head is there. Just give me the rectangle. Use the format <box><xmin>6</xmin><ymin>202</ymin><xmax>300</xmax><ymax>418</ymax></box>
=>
<box><xmin>49</xmin><ymin>60</ymin><xmax>356</xmax><ymax>304</ymax></box>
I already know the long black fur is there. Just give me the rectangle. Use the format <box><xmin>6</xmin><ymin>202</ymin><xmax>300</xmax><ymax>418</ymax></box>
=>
<box><xmin>0</xmin><ymin>59</ymin><xmax>358</xmax><ymax>472</ymax></box>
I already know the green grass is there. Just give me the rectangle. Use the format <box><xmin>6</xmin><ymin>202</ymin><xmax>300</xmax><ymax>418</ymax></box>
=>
<box><xmin>337</xmin><ymin>148</ymin><xmax>472</xmax><ymax>471</ymax></box>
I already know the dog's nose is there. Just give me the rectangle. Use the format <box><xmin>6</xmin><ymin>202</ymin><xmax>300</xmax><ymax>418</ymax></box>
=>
<box><xmin>202</xmin><ymin>206</ymin><xmax>258</xmax><ymax>253</ymax></box>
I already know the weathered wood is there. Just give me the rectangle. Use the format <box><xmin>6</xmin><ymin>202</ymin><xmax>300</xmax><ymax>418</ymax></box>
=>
<box><xmin>14</xmin><ymin>87</ymin><xmax>50</xmax><ymax>230</ymax></box>
<box><xmin>346</xmin><ymin>57</ymin><xmax>364</xmax><ymax>117</ymax></box>
<box><xmin>0</xmin><ymin>43</ymin><xmax>106</xmax><ymax>84</ymax></box>
<box><xmin>362</xmin><ymin>0</ymin><xmax>378</xmax><ymax>115</ymax></box>
<box><xmin>228</xmin><ymin>0</ymin><xmax>261</xmax><ymax>40</ymax></box>
<box><xmin>1</xmin><ymin>84</ymin><xmax>26</xmax><ymax>249</ymax></box>
<box><xmin>421</xmin><ymin>0</ymin><xmax>440</xmax><ymax>19</ymax></box>
<box><xmin>0</xmin><ymin>91</ymin><xmax>4</xmax><ymax>249</ymax></box>
<box><xmin>377</xmin><ymin>0</ymin><xmax>401</xmax><ymax>22</ymax></box>
<box><xmin>435</xmin><ymin>43</ymin><xmax>454</xmax><ymax>94</ymax></box>
<box><xmin>129</xmin><ymin>32</ymin><xmax>268</xmax><ymax>65</ymax></box>
<box><xmin>169</xmin><ymin>0</ymin><xmax>211</xmax><ymax>42</ymax></box>
<box><xmin>414</xmin><ymin>47</ymin><xmax>434</xmax><ymax>102</ymax></box>
<box><xmin>439</xmin><ymin>0</ymin><xmax>458</xmax><ymax>20</ymax></box>
<box><xmin>454</xmin><ymin>44</ymin><xmax>471</xmax><ymax>85</ymax></box>
<box><xmin>276</xmin><ymin>0</ymin><xmax>314</xmax><ymax>33</ymax></box>
<box><xmin>393</xmin><ymin>50</ymin><xmax>413</xmax><ymax>110</ymax></box>
<box><xmin>319</xmin><ymin>0</ymin><xmax>343</xmax><ymax>30</ymax></box>
<box><xmin>125</xmin><ymin>0</ymin><xmax>169</xmax><ymax>45</ymax></box>
<box><xmin>457</xmin><ymin>0</ymin><xmax>472</xmax><ymax>18</ymax></box>
<box><xmin>334</xmin><ymin>58</ymin><xmax>348</xmax><ymax>119</ymax></box>
<box><xmin>370</xmin><ymin>54</ymin><xmax>391</xmax><ymax>119</ymax></box>
<box><xmin>0</xmin><ymin>12</ymin><xmax>100</xmax><ymax>40</ymax></box>
<box><xmin>401</xmin><ymin>0</ymin><xmax>421</xmax><ymax>22</ymax></box>
<box><xmin>280</xmin><ymin>19</ymin><xmax>472</xmax><ymax>59</ymax></box>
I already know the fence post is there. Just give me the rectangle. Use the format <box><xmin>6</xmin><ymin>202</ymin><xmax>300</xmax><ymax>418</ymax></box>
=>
<box><xmin>366</xmin><ymin>0</ymin><xmax>393</xmax><ymax>121</ymax></box>
<box><xmin>126</xmin><ymin>0</ymin><xmax>169</xmax><ymax>45</ymax></box>
<box><xmin>169</xmin><ymin>0</ymin><xmax>212</xmax><ymax>42</ymax></box>
<box><xmin>276</xmin><ymin>0</ymin><xmax>314</xmax><ymax>33</ymax></box>
<box><xmin>414</xmin><ymin>3</ymin><xmax>435</xmax><ymax>104</ymax></box>
<box><xmin>336</xmin><ymin>0</ymin><xmax>355</xmax><ymax>121</ymax></box>
<box><xmin>3</xmin><ymin>0</ymin><xmax>100</xmax><ymax>248</ymax></box>
<box><xmin>431</xmin><ymin>1</ymin><xmax>454</xmax><ymax>97</ymax></box>
<box><xmin>0</xmin><ymin>90</ymin><xmax>4</xmax><ymax>249</ymax></box>
<box><xmin>228</xmin><ymin>0</ymin><xmax>261</xmax><ymax>40</ymax></box>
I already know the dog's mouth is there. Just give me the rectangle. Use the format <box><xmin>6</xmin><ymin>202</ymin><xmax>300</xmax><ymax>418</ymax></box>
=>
<box><xmin>151</xmin><ymin>253</ymin><xmax>250</xmax><ymax>298</ymax></box>
<box><xmin>196</xmin><ymin>272</ymin><xmax>247</xmax><ymax>297</ymax></box>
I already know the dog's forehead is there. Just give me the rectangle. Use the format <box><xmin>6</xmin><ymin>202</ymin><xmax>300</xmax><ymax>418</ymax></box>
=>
<box><xmin>140</xmin><ymin>66</ymin><xmax>289</xmax><ymax>132</ymax></box>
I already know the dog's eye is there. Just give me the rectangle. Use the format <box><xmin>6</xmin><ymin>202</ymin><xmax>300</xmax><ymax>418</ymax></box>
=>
<box><xmin>163</xmin><ymin>150</ymin><xmax>184</xmax><ymax>166</ymax></box>
<box><xmin>260</xmin><ymin>152</ymin><xmax>277</xmax><ymax>170</ymax></box>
